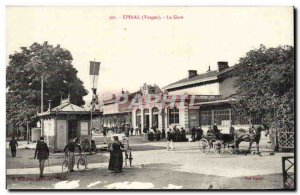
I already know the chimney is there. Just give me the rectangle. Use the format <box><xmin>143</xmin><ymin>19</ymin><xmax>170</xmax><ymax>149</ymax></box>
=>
<box><xmin>207</xmin><ymin>66</ymin><xmax>211</xmax><ymax>72</ymax></box>
<box><xmin>188</xmin><ymin>70</ymin><xmax>197</xmax><ymax>79</ymax></box>
<box><xmin>48</xmin><ymin>100</ymin><xmax>52</xmax><ymax>111</ymax></box>
<box><xmin>217</xmin><ymin>61</ymin><xmax>229</xmax><ymax>72</ymax></box>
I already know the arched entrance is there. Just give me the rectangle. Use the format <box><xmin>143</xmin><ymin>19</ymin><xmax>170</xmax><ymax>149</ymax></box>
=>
<box><xmin>136</xmin><ymin>109</ymin><xmax>141</xmax><ymax>128</ymax></box>
<box><xmin>152</xmin><ymin>107</ymin><xmax>159</xmax><ymax>128</ymax></box>
<box><xmin>143</xmin><ymin>109</ymin><xmax>150</xmax><ymax>129</ymax></box>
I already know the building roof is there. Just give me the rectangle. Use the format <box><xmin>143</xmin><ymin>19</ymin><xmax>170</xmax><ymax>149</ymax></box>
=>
<box><xmin>37</xmin><ymin>98</ymin><xmax>90</xmax><ymax>117</ymax></box>
<box><xmin>163</xmin><ymin>66</ymin><xmax>235</xmax><ymax>91</ymax></box>
<box><xmin>51</xmin><ymin>100</ymin><xmax>87</xmax><ymax>112</ymax></box>
<box><xmin>102</xmin><ymin>91</ymin><xmax>141</xmax><ymax>105</ymax></box>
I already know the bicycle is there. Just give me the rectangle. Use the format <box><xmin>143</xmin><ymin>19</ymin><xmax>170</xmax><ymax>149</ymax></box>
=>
<box><xmin>61</xmin><ymin>152</ymin><xmax>88</xmax><ymax>172</ymax></box>
<box><xmin>62</xmin><ymin>152</ymin><xmax>69</xmax><ymax>173</ymax></box>
<box><xmin>77</xmin><ymin>154</ymin><xmax>88</xmax><ymax>171</ymax></box>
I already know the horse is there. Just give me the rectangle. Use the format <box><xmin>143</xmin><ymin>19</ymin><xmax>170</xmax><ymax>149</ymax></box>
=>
<box><xmin>234</xmin><ymin>126</ymin><xmax>269</xmax><ymax>156</ymax></box>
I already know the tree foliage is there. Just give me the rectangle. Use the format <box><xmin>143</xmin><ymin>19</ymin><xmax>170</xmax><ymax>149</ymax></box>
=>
<box><xmin>233</xmin><ymin>45</ymin><xmax>294</xmax><ymax>130</ymax></box>
<box><xmin>6</xmin><ymin>42</ymin><xmax>88</xmax><ymax>126</ymax></box>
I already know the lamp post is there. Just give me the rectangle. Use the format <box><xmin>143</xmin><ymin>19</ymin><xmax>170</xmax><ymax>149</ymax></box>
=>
<box><xmin>89</xmin><ymin>60</ymin><xmax>101</xmax><ymax>152</ymax></box>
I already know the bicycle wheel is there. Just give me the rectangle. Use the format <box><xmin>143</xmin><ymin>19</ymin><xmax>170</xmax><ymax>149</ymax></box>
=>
<box><xmin>62</xmin><ymin>160</ymin><xmax>69</xmax><ymax>173</ymax></box>
<box><xmin>77</xmin><ymin>158</ymin><xmax>87</xmax><ymax>171</ymax></box>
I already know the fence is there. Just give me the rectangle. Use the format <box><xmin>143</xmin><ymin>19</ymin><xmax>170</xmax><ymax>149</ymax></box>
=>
<box><xmin>278</xmin><ymin>131</ymin><xmax>294</xmax><ymax>152</ymax></box>
<box><xmin>282</xmin><ymin>156</ymin><xmax>295</xmax><ymax>189</ymax></box>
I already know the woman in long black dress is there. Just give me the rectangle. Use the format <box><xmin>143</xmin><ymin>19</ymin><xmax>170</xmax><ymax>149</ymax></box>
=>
<box><xmin>108</xmin><ymin>136</ymin><xmax>124</xmax><ymax>173</ymax></box>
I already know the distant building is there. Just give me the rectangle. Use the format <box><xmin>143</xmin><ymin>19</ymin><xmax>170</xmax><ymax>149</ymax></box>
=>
<box><xmin>97</xmin><ymin>90</ymin><xmax>140</xmax><ymax>129</ymax></box>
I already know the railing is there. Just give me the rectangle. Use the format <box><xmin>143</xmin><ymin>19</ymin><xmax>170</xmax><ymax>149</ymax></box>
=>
<box><xmin>282</xmin><ymin>156</ymin><xmax>295</xmax><ymax>189</ymax></box>
<box><xmin>278</xmin><ymin>131</ymin><xmax>294</xmax><ymax>151</ymax></box>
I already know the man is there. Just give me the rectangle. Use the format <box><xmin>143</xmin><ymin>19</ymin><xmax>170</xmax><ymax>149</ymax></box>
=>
<box><xmin>196</xmin><ymin>127</ymin><xmax>204</xmax><ymax>141</ymax></box>
<box><xmin>191</xmin><ymin>126</ymin><xmax>196</xmax><ymax>140</ymax></box>
<box><xmin>166</xmin><ymin>130</ymin><xmax>174</xmax><ymax>151</ymax></box>
<box><xmin>103</xmin><ymin>128</ymin><xmax>107</xmax><ymax>144</ymax></box>
<box><xmin>125</xmin><ymin>126</ymin><xmax>130</xmax><ymax>138</ymax></box>
<box><xmin>9</xmin><ymin>136</ymin><xmax>18</xmax><ymax>157</ymax></box>
<box><xmin>64</xmin><ymin>138</ymin><xmax>82</xmax><ymax>172</ymax></box>
<box><xmin>213</xmin><ymin>123</ymin><xmax>220</xmax><ymax>139</ymax></box>
<box><xmin>34</xmin><ymin>137</ymin><xmax>49</xmax><ymax>178</ymax></box>
<box><xmin>130</xmin><ymin>126</ymin><xmax>134</xmax><ymax>136</ymax></box>
<box><xmin>180</xmin><ymin>127</ymin><xmax>187</xmax><ymax>142</ymax></box>
<box><xmin>161</xmin><ymin>128</ymin><xmax>166</xmax><ymax>139</ymax></box>
<box><xmin>143</xmin><ymin>127</ymin><xmax>149</xmax><ymax>141</ymax></box>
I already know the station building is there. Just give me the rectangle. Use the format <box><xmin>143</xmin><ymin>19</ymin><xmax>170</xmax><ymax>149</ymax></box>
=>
<box><xmin>131</xmin><ymin>62</ymin><xmax>260</xmax><ymax>133</ymax></box>
<box><xmin>96</xmin><ymin>62</ymin><xmax>259</xmax><ymax>134</ymax></box>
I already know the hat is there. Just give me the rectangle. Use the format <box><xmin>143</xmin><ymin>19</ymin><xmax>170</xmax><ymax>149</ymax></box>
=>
<box><xmin>40</xmin><ymin>137</ymin><xmax>44</xmax><ymax>140</ymax></box>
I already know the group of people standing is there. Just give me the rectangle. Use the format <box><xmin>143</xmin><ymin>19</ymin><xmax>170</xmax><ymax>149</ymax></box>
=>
<box><xmin>166</xmin><ymin>126</ymin><xmax>188</xmax><ymax>151</ymax></box>
<box><xmin>9</xmin><ymin>135</ymin><xmax>125</xmax><ymax>177</ymax></box>
<box><xmin>191</xmin><ymin>126</ymin><xmax>204</xmax><ymax>141</ymax></box>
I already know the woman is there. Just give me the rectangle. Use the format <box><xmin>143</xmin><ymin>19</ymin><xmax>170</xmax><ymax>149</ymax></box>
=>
<box><xmin>108</xmin><ymin>136</ymin><xmax>124</xmax><ymax>173</ymax></box>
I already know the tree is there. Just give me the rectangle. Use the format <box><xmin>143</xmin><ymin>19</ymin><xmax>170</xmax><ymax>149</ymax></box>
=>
<box><xmin>6</xmin><ymin>42</ymin><xmax>88</xmax><ymax>127</ymax></box>
<box><xmin>232</xmin><ymin>45</ymin><xmax>294</xmax><ymax>130</ymax></box>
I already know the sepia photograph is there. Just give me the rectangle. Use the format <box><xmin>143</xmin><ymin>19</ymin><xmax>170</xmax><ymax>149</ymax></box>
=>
<box><xmin>5</xmin><ymin>6</ymin><xmax>295</xmax><ymax>190</ymax></box>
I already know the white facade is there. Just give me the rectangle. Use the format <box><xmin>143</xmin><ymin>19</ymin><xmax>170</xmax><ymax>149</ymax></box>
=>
<box><xmin>102</xmin><ymin>103</ymin><xmax>118</xmax><ymax>115</ymax></box>
<box><xmin>168</xmin><ymin>82</ymin><xmax>220</xmax><ymax>96</ymax></box>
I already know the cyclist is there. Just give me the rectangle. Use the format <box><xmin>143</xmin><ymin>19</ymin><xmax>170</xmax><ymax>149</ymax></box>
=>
<box><xmin>63</xmin><ymin>137</ymin><xmax>82</xmax><ymax>172</ymax></box>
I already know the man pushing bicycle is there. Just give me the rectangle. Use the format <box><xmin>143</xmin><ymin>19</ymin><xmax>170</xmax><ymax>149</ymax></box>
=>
<box><xmin>63</xmin><ymin>137</ymin><xmax>82</xmax><ymax>172</ymax></box>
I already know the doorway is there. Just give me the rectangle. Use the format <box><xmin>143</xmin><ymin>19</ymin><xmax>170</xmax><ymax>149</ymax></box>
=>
<box><xmin>152</xmin><ymin>107</ymin><xmax>159</xmax><ymax>128</ymax></box>
<box><xmin>144</xmin><ymin>109</ymin><xmax>150</xmax><ymax>129</ymax></box>
<box><xmin>68</xmin><ymin>120</ymin><xmax>78</xmax><ymax>141</ymax></box>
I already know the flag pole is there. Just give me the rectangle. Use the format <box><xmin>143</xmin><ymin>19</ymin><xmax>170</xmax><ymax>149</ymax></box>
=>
<box><xmin>90</xmin><ymin>59</ymin><xmax>96</xmax><ymax>154</ymax></box>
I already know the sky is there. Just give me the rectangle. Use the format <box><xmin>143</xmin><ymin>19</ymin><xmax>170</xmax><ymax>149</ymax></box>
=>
<box><xmin>6</xmin><ymin>6</ymin><xmax>294</xmax><ymax>103</ymax></box>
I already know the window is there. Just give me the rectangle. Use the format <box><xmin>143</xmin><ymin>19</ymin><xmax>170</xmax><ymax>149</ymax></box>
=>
<box><xmin>136</xmin><ymin>109</ymin><xmax>141</xmax><ymax>126</ymax></box>
<box><xmin>152</xmin><ymin>107</ymin><xmax>159</xmax><ymax>128</ymax></box>
<box><xmin>169</xmin><ymin>108</ymin><xmax>179</xmax><ymax>124</ymax></box>
<box><xmin>80</xmin><ymin>122</ymin><xmax>89</xmax><ymax>135</ymax></box>
<box><xmin>232</xmin><ymin>113</ymin><xmax>262</xmax><ymax>125</ymax></box>
<box><xmin>200</xmin><ymin>110</ymin><xmax>212</xmax><ymax>126</ymax></box>
<box><xmin>144</xmin><ymin>109</ymin><xmax>150</xmax><ymax>128</ymax></box>
<box><xmin>213</xmin><ymin>109</ymin><xmax>230</xmax><ymax>126</ymax></box>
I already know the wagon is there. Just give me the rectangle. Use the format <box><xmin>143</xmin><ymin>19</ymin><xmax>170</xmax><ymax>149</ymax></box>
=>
<box><xmin>199</xmin><ymin>131</ymin><xmax>235</xmax><ymax>155</ymax></box>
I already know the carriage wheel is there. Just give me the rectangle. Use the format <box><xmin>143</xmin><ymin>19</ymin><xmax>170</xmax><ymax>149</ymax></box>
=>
<box><xmin>228</xmin><ymin>143</ymin><xmax>235</xmax><ymax>154</ymax></box>
<box><xmin>213</xmin><ymin>141</ymin><xmax>224</xmax><ymax>155</ymax></box>
<box><xmin>199</xmin><ymin>139</ymin><xmax>210</xmax><ymax>154</ymax></box>
<box><xmin>62</xmin><ymin>160</ymin><xmax>69</xmax><ymax>173</ymax></box>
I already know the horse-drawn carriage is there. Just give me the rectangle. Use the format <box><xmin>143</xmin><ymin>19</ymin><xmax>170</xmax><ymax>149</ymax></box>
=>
<box><xmin>199</xmin><ymin>129</ymin><xmax>236</xmax><ymax>155</ymax></box>
<box><xmin>199</xmin><ymin>125</ymin><xmax>270</xmax><ymax>156</ymax></box>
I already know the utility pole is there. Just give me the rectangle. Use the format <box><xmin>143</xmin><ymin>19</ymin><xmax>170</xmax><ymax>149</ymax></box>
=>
<box><xmin>27</xmin><ymin>121</ymin><xmax>30</xmax><ymax>144</ymax></box>
<box><xmin>41</xmin><ymin>74</ymin><xmax>44</xmax><ymax>136</ymax></box>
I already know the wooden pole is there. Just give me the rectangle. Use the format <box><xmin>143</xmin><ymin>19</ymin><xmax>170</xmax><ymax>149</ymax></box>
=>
<box><xmin>26</xmin><ymin>121</ymin><xmax>29</xmax><ymax>144</ymax></box>
<box><xmin>41</xmin><ymin>75</ymin><xmax>44</xmax><ymax>136</ymax></box>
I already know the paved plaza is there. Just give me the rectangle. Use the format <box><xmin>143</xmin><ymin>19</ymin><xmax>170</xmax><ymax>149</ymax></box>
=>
<box><xmin>6</xmin><ymin>136</ymin><xmax>292</xmax><ymax>189</ymax></box>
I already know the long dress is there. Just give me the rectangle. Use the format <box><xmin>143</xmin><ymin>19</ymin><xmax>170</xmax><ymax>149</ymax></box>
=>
<box><xmin>108</xmin><ymin>141</ymin><xmax>124</xmax><ymax>172</ymax></box>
